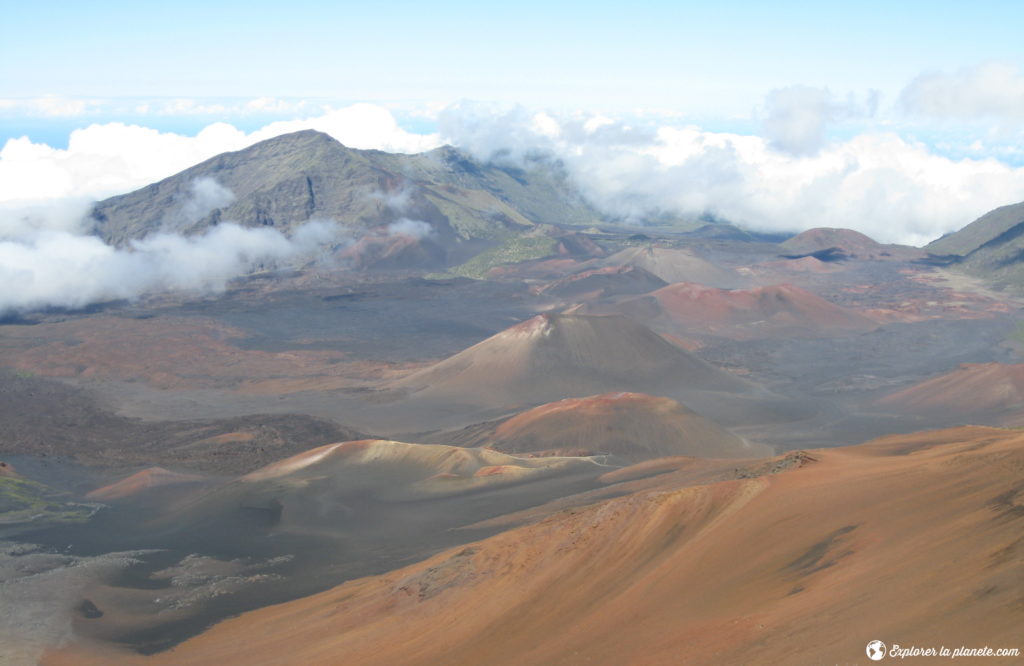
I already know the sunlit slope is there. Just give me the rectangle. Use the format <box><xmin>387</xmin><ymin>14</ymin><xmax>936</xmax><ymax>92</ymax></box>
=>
<box><xmin>878</xmin><ymin>362</ymin><xmax>1024</xmax><ymax>418</ymax></box>
<box><xmin>589</xmin><ymin>245</ymin><xmax>744</xmax><ymax>287</ymax></box>
<box><xmin>600</xmin><ymin>282</ymin><xmax>878</xmax><ymax>339</ymax></box>
<box><xmin>487</xmin><ymin>392</ymin><xmax>769</xmax><ymax>460</ymax></box>
<box><xmin>157</xmin><ymin>439</ymin><xmax>606</xmax><ymax>537</ymax></box>
<box><xmin>388</xmin><ymin>313</ymin><xmax>756</xmax><ymax>408</ymax></box>
<box><xmin>111</xmin><ymin>426</ymin><xmax>1024</xmax><ymax>666</ymax></box>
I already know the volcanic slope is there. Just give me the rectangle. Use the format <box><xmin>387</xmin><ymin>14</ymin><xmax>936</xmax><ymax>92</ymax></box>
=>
<box><xmin>63</xmin><ymin>426</ymin><xmax>1023</xmax><ymax>666</ymax></box>
<box><xmin>877</xmin><ymin>362</ymin><xmax>1024</xmax><ymax>420</ymax></box>
<box><xmin>85</xmin><ymin>468</ymin><xmax>206</xmax><ymax>502</ymax></box>
<box><xmin>536</xmin><ymin>265</ymin><xmax>667</xmax><ymax>302</ymax></box>
<box><xmin>161</xmin><ymin>439</ymin><xmax>608</xmax><ymax>538</ymax></box>
<box><xmin>926</xmin><ymin>200</ymin><xmax>1024</xmax><ymax>286</ymax></box>
<box><xmin>599</xmin><ymin>282</ymin><xmax>878</xmax><ymax>339</ymax></box>
<box><xmin>90</xmin><ymin>130</ymin><xmax>602</xmax><ymax>251</ymax></box>
<box><xmin>781</xmin><ymin>226</ymin><xmax>924</xmax><ymax>261</ymax></box>
<box><xmin>0</xmin><ymin>371</ymin><xmax>367</xmax><ymax>475</ymax></box>
<box><xmin>928</xmin><ymin>200</ymin><xmax>1024</xmax><ymax>257</ymax></box>
<box><xmin>485</xmin><ymin>392</ymin><xmax>770</xmax><ymax>461</ymax></box>
<box><xmin>387</xmin><ymin>313</ymin><xmax>757</xmax><ymax>415</ymax></box>
<box><xmin>588</xmin><ymin>246</ymin><xmax>744</xmax><ymax>287</ymax></box>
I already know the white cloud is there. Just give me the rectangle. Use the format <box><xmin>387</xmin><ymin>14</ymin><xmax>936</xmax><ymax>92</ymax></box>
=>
<box><xmin>900</xmin><ymin>61</ymin><xmax>1024</xmax><ymax>123</ymax></box>
<box><xmin>0</xmin><ymin>104</ymin><xmax>441</xmax><ymax>311</ymax></box>
<box><xmin>0</xmin><ymin>123</ymin><xmax>250</xmax><ymax>205</ymax></box>
<box><xmin>0</xmin><ymin>96</ymin><xmax>96</xmax><ymax>117</ymax></box>
<box><xmin>243</xmin><ymin>97</ymin><xmax>309</xmax><ymax>114</ymax></box>
<box><xmin>153</xmin><ymin>98</ymin><xmax>229</xmax><ymax>116</ymax></box>
<box><xmin>0</xmin><ymin>176</ymin><xmax>348</xmax><ymax>313</ymax></box>
<box><xmin>386</xmin><ymin>218</ymin><xmax>434</xmax><ymax>239</ymax></box>
<box><xmin>2</xmin><ymin>96</ymin><xmax>1024</xmax><ymax>294</ymax></box>
<box><xmin>0</xmin><ymin>104</ymin><xmax>442</xmax><ymax>209</ymax></box>
<box><xmin>0</xmin><ymin>219</ymin><xmax>347</xmax><ymax>312</ymax></box>
<box><xmin>171</xmin><ymin>177</ymin><xmax>236</xmax><ymax>230</ymax></box>
<box><xmin>247</xmin><ymin>103</ymin><xmax>440</xmax><ymax>153</ymax></box>
<box><xmin>439</xmin><ymin>104</ymin><xmax>1024</xmax><ymax>245</ymax></box>
<box><xmin>760</xmin><ymin>86</ymin><xmax>878</xmax><ymax>155</ymax></box>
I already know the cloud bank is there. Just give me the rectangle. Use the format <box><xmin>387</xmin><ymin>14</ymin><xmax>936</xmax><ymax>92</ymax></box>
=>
<box><xmin>760</xmin><ymin>86</ymin><xmax>879</xmax><ymax>155</ymax></box>
<box><xmin>0</xmin><ymin>104</ymin><xmax>440</xmax><ymax>207</ymax></box>
<box><xmin>5</xmin><ymin>100</ymin><xmax>1023</xmax><ymax>249</ymax></box>
<box><xmin>2</xmin><ymin>77</ymin><xmax>1024</xmax><ymax>312</ymax></box>
<box><xmin>0</xmin><ymin>220</ymin><xmax>345</xmax><ymax>313</ymax></box>
<box><xmin>900</xmin><ymin>61</ymin><xmax>1024</xmax><ymax>123</ymax></box>
<box><xmin>437</xmin><ymin>103</ymin><xmax>1024</xmax><ymax>246</ymax></box>
<box><xmin>0</xmin><ymin>177</ymin><xmax>348</xmax><ymax>313</ymax></box>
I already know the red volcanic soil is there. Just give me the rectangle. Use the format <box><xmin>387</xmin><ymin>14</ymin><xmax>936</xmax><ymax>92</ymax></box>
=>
<box><xmin>0</xmin><ymin>460</ymin><xmax>17</xmax><ymax>478</ymax></box>
<box><xmin>485</xmin><ymin>258</ymin><xmax>581</xmax><ymax>280</ymax></box>
<box><xmin>782</xmin><ymin>227</ymin><xmax>883</xmax><ymax>253</ymax></box>
<box><xmin>0</xmin><ymin>315</ymin><xmax>403</xmax><ymax>393</ymax></box>
<box><xmin>766</xmin><ymin>256</ymin><xmax>837</xmax><ymax>273</ymax></box>
<box><xmin>486</xmin><ymin>232</ymin><xmax>606</xmax><ymax>280</ymax></box>
<box><xmin>86</xmin><ymin>467</ymin><xmax>206</xmax><ymax>501</ymax></box>
<box><xmin>781</xmin><ymin>227</ymin><xmax>925</xmax><ymax>261</ymax></box>
<box><xmin>388</xmin><ymin>313</ymin><xmax>754</xmax><ymax>407</ymax></box>
<box><xmin>339</xmin><ymin>232</ymin><xmax>445</xmax><ymax>271</ymax></box>
<box><xmin>878</xmin><ymin>362</ymin><xmax>1024</xmax><ymax>416</ymax></box>
<box><xmin>609</xmin><ymin>282</ymin><xmax>878</xmax><ymax>339</ymax></box>
<box><xmin>745</xmin><ymin>255</ymin><xmax>844</xmax><ymax>279</ymax></box>
<box><xmin>590</xmin><ymin>246</ymin><xmax>744</xmax><ymax>288</ymax></box>
<box><xmin>54</xmin><ymin>425</ymin><xmax>1022</xmax><ymax>665</ymax></box>
<box><xmin>489</xmin><ymin>392</ymin><xmax>768</xmax><ymax>461</ymax></box>
<box><xmin>534</xmin><ymin>265</ymin><xmax>667</xmax><ymax>302</ymax></box>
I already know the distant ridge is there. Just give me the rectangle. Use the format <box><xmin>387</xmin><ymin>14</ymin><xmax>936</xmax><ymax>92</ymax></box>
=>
<box><xmin>925</xmin><ymin>201</ymin><xmax>1024</xmax><ymax>286</ymax></box>
<box><xmin>90</xmin><ymin>130</ymin><xmax>605</xmax><ymax>264</ymax></box>
<box><xmin>588</xmin><ymin>245</ymin><xmax>744</xmax><ymax>287</ymax></box>
<box><xmin>927</xmin><ymin>201</ymin><xmax>1024</xmax><ymax>257</ymax></box>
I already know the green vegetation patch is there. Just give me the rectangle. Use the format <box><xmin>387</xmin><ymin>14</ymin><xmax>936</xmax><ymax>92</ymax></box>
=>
<box><xmin>426</xmin><ymin>192</ymin><xmax>534</xmax><ymax>241</ymax></box>
<box><xmin>0</xmin><ymin>476</ymin><xmax>98</xmax><ymax>536</ymax></box>
<box><xmin>449</xmin><ymin>235</ymin><xmax>559</xmax><ymax>279</ymax></box>
<box><xmin>1007</xmin><ymin>322</ymin><xmax>1024</xmax><ymax>346</ymax></box>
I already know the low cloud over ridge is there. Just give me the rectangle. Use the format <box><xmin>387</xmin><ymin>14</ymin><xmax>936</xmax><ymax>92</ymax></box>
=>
<box><xmin>5</xmin><ymin>101</ymin><xmax>1023</xmax><ymax>248</ymax></box>
<box><xmin>0</xmin><ymin>178</ymin><xmax>347</xmax><ymax>313</ymax></box>
<box><xmin>438</xmin><ymin>102</ymin><xmax>1024</xmax><ymax>245</ymax></box>
<box><xmin>0</xmin><ymin>220</ymin><xmax>344</xmax><ymax>313</ymax></box>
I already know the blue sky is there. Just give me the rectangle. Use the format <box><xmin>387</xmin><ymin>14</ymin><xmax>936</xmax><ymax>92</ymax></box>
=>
<box><xmin>4</xmin><ymin>1</ymin><xmax>1023</xmax><ymax>122</ymax></box>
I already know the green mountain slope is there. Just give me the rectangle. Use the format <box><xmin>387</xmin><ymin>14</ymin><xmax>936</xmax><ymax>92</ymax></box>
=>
<box><xmin>927</xmin><ymin>201</ymin><xmax>1024</xmax><ymax>257</ymax></box>
<box><xmin>89</xmin><ymin>130</ymin><xmax>604</xmax><ymax>252</ymax></box>
<box><xmin>926</xmin><ymin>201</ymin><xmax>1024</xmax><ymax>287</ymax></box>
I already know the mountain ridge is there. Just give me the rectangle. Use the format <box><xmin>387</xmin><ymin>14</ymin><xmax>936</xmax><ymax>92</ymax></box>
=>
<box><xmin>89</xmin><ymin>130</ymin><xmax>606</xmax><ymax>259</ymax></box>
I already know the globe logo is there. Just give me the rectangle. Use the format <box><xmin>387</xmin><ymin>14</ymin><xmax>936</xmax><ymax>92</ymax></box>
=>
<box><xmin>866</xmin><ymin>640</ymin><xmax>887</xmax><ymax>661</ymax></box>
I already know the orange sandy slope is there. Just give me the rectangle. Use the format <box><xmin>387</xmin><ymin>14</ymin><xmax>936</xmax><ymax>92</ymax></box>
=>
<box><xmin>879</xmin><ymin>362</ymin><xmax>1024</xmax><ymax>416</ymax></box>
<box><xmin>85</xmin><ymin>467</ymin><xmax>206</xmax><ymax>501</ymax></box>
<box><xmin>389</xmin><ymin>313</ymin><xmax>755</xmax><ymax>406</ymax></box>
<box><xmin>610</xmin><ymin>282</ymin><xmax>879</xmax><ymax>339</ymax></box>
<box><xmin>489</xmin><ymin>392</ymin><xmax>768</xmax><ymax>460</ymax></box>
<box><xmin>48</xmin><ymin>425</ymin><xmax>1023</xmax><ymax>665</ymax></box>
